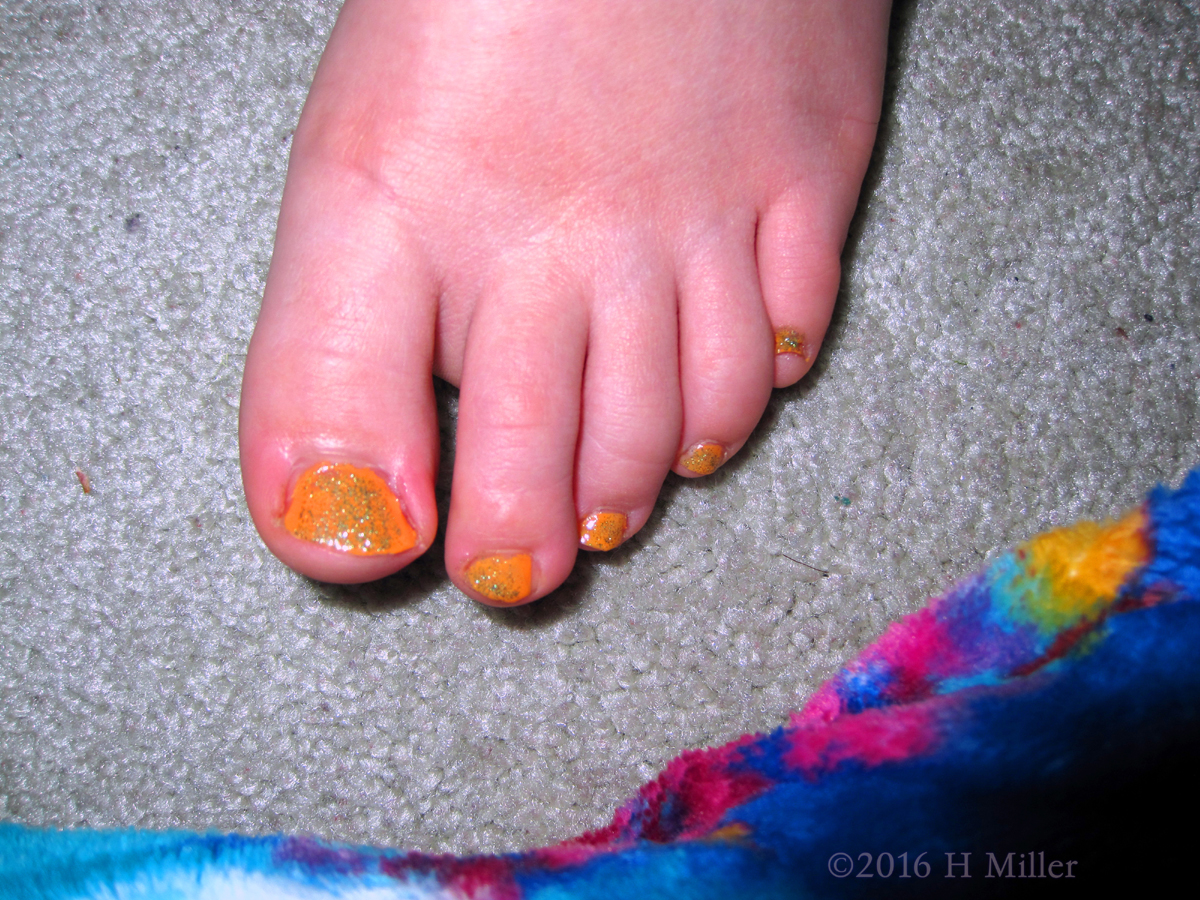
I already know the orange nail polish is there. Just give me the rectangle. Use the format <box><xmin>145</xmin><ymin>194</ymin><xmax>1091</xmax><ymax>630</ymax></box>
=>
<box><xmin>283</xmin><ymin>462</ymin><xmax>416</xmax><ymax>556</ymax></box>
<box><xmin>679</xmin><ymin>441</ymin><xmax>725</xmax><ymax>475</ymax></box>
<box><xmin>466</xmin><ymin>553</ymin><xmax>533</xmax><ymax>603</ymax></box>
<box><xmin>579</xmin><ymin>511</ymin><xmax>627</xmax><ymax>551</ymax></box>
<box><xmin>774</xmin><ymin>327</ymin><xmax>809</xmax><ymax>359</ymax></box>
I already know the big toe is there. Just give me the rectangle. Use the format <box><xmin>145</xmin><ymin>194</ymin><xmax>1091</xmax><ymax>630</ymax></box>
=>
<box><xmin>239</xmin><ymin>162</ymin><xmax>439</xmax><ymax>584</ymax></box>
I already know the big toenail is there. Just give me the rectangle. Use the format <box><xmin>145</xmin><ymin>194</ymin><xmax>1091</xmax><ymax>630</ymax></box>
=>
<box><xmin>774</xmin><ymin>327</ymin><xmax>809</xmax><ymax>359</ymax></box>
<box><xmin>679</xmin><ymin>441</ymin><xmax>726</xmax><ymax>476</ymax></box>
<box><xmin>465</xmin><ymin>554</ymin><xmax>533</xmax><ymax>604</ymax></box>
<box><xmin>283</xmin><ymin>462</ymin><xmax>416</xmax><ymax>556</ymax></box>
<box><xmin>579</xmin><ymin>511</ymin><xmax>627</xmax><ymax>551</ymax></box>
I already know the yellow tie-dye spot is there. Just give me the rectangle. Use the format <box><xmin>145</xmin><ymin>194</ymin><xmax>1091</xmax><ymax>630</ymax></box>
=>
<box><xmin>1021</xmin><ymin>505</ymin><xmax>1150</xmax><ymax>632</ymax></box>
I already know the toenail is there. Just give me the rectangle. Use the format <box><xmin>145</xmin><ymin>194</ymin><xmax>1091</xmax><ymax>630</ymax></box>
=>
<box><xmin>774</xmin><ymin>327</ymin><xmax>809</xmax><ymax>360</ymax></box>
<box><xmin>465</xmin><ymin>553</ymin><xmax>533</xmax><ymax>604</ymax></box>
<box><xmin>283</xmin><ymin>462</ymin><xmax>417</xmax><ymax>556</ymax></box>
<box><xmin>579</xmin><ymin>511</ymin><xmax>628</xmax><ymax>551</ymax></box>
<box><xmin>678</xmin><ymin>441</ymin><xmax>726</xmax><ymax>476</ymax></box>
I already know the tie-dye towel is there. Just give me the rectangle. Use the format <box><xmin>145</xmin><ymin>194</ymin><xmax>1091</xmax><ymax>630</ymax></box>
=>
<box><xmin>3</xmin><ymin>470</ymin><xmax>1198</xmax><ymax>898</ymax></box>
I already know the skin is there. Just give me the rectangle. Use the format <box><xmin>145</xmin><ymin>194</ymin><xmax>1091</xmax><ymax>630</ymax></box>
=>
<box><xmin>239</xmin><ymin>0</ymin><xmax>892</xmax><ymax>604</ymax></box>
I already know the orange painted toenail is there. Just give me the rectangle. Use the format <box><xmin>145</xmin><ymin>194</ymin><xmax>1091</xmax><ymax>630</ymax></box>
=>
<box><xmin>466</xmin><ymin>554</ymin><xmax>533</xmax><ymax>604</ymax></box>
<box><xmin>579</xmin><ymin>511</ymin><xmax>627</xmax><ymax>551</ymax></box>
<box><xmin>774</xmin><ymin>327</ymin><xmax>809</xmax><ymax>359</ymax></box>
<box><xmin>283</xmin><ymin>462</ymin><xmax>416</xmax><ymax>556</ymax></box>
<box><xmin>679</xmin><ymin>441</ymin><xmax>725</xmax><ymax>475</ymax></box>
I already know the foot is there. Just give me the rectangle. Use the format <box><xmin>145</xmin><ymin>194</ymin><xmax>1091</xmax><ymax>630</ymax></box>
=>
<box><xmin>239</xmin><ymin>0</ymin><xmax>891</xmax><ymax>604</ymax></box>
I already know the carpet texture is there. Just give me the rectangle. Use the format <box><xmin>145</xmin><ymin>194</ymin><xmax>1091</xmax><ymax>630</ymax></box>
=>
<box><xmin>2</xmin><ymin>0</ymin><xmax>1198</xmax><ymax>858</ymax></box>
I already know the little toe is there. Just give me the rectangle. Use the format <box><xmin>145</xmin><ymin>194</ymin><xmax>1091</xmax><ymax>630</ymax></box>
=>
<box><xmin>239</xmin><ymin>165</ymin><xmax>439</xmax><ymax>584</ymax></box>
<box><xmin>445</xmin><ymin>268</ymin><xmax>588</xmax><ymax>606</ymax></box>
<box><xmin>673</xmin><ymin>230</ymin><xmax>775</xmax><ymax>477</ymax></box>
<box><xmin>757</xmin><ymin>187</ymin><xmax>854</xmax><ymax>388</ymax></box>
<box><xmin>757</xmin><ymin>2</ymin><xmax>890</xmax><ymax>388</ymax></box>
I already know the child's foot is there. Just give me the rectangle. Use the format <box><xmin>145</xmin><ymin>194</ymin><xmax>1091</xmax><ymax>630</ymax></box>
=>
<box><xmin>239</xmin><ymin>0</ymin><xmax>891</xmax><ymax>604</ymax></box>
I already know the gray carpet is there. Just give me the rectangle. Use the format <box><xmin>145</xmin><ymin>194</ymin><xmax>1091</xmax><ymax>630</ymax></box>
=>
<box><xmin>1</xmin><ymin>0</ymin><xmax>1197</xmax><ymax>856</ymax></box>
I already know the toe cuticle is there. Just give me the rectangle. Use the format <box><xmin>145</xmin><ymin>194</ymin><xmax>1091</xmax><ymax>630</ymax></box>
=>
<box><xmin>283</xmin><ymin>461</ymin><xmax>417</xmax><ymax>556</ymax></box>
<box><xmin>774</xmin><ymin>327</ymin><xmax>809</xmax><ymax>360</ymax></box>
<box><xmin>579</xmin><ymin>511</ymin><xmax>628</xmax><ymax>551</ymax></box>
<box><xmin>679</xmin><ymin>441</ymin><xmax>725</xmax><ymax>476</ymax></box>
<box><xmin>465</xmin><ymin>553</ymin><xmax>533</xmax><ymax>604</ymax></box>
